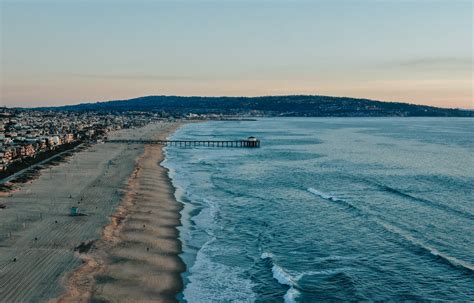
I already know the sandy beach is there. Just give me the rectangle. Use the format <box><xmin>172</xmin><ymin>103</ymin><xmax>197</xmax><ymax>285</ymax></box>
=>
<box><xmin>0</xmin><ymin>122</ymin><xmax>184</xmax><ymax>302</ymax></box>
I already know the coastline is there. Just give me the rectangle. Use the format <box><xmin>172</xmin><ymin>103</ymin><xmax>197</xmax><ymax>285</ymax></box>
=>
<box><xmin>0</xmin><ymin>122</ymin><xmax>185</xmax><ymax>302</ymax></box>
<box><xmin>53</xmin><ymin>122</ymin><xmax>185</xmax><ymax>302</ymax></box>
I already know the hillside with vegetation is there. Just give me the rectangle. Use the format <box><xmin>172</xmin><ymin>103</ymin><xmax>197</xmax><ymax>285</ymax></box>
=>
<box><xmin>38</xmin><ymin>95</ymin><xmax>473</xmax><ymax>117</ymax></box>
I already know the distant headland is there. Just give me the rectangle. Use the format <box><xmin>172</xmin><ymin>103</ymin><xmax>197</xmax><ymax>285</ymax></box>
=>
<box><xmin>33</xmin><ymin>95</ymin><xmax>473</xmax><ymax>117</ymax></box>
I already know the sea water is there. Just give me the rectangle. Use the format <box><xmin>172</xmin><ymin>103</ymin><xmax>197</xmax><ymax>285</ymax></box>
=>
<box><xmin>162</xmin><ymin>118</ymin><xmax>474</xmax><ymax>302</ymax></box>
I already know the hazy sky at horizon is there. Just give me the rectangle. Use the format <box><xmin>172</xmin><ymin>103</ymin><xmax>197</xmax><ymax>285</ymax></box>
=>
<box><xmin>1</xmin><ymin>0</ymin><xmax>472</xmax><ymax>108</ymax></box>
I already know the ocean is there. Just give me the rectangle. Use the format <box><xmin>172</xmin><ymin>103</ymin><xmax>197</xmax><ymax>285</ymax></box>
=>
<box><xmin>163</xmin><ymin>118</ymin><xmax>474</xmax><ymax>302</ymax></box>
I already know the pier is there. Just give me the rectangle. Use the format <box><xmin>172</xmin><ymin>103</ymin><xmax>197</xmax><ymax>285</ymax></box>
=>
<box><xmin>106</xmin><ymin>137</ymin><xmax>260</xmax><ymax>148</ymax></box>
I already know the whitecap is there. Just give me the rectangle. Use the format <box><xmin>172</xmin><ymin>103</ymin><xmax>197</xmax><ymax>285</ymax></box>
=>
<box><xmin>260</xmin><ymin>252</ymin><xmax>274</xmax><ymax>260</ymax></box>
<box><xmin>262</xmin><ymin>252</ymin><xmax>301</xmax><ymax>303</ymax></box>
<box><xmin>284</xmin><ymin>287</ymin><xmax>301</xmax><ymax>303</ymax></box>
<box><xmin>272</xmin><ymin>263</ymin><xmax>296</xmax><ymax>286</ymax></box>
<box><xmin>307</xmin><ymin>187</ymin><xmax>343</xmax><ymax>202</ymax></box>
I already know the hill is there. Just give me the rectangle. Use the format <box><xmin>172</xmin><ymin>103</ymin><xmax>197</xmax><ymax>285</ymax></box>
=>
<box><xmin>37</xmin><ymin>95</ymin><xmax>473</xmax><ymax>117</ymax></box>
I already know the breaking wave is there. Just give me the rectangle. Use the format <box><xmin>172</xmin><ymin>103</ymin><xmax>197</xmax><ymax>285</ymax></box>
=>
<box><xmin>307</xmin><ymin>187</ymin><xmax>474</xmax><ymax>273</ymax></box>
<box><xmin>307</xmin><ymin>188</ymin><xmax>360</xmax><ymax>212</ymax></box>
<box><xmin>261</xmin><ymin>252</ymin><xmax>354</xmax><ymax>302</ymax></box>
<box><xmin>184</xmin><ymin>238</ymin><xmax>257</xmax><ymax>302</ymax></box>
<box><xmin>261</xmin><ymin>252</ymin><xmax>300</xmax><ymax>303</ymax></box>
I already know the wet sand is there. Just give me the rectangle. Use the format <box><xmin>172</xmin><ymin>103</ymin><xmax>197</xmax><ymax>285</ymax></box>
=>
<box><xmin>0</xmin><ymin>122</ymin><xmax>184</xmax><ymax>302</ymax></box>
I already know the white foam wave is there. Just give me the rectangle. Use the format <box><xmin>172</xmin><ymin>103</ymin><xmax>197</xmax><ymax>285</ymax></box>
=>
<box><xmin>260</xmin><ymin>252</ymin><xmax>274</xmax><ymax>259</ymax></box>
<box><xmin>203</xmin><ymin>198</ymin><xmax>220</xmax><ymax>220</ymax></box>
<box><xmin>272</xmin><ymin>263</ymin><xmax>296</xmax><ymax>286</ymax></box>
<box><xmin>262</xmin><ymin>252</ymin><xmax>354</xmax><ymax>303</ymax></box>
<box><xmin>191</xmin><ymin>198</ymin><xmax>220</xmax><ymax>237</ymax></box>
<box><xmin>307</xmin><ymin>188</ymin><xmax>343</xmax><ymax>202</ymax></box>
<box><xmin>294</xmin><ymin>267</ymin><xmax>353</xmax><ymax>281</ymax></box>
<box><xmin>184</xmin><ymin>238</ymin><xmax>257</xmax><ymax>302</ymax></box>
<box><xmin>307</xmin><ymin>188</ymin><xmax>360</xmax><ymax>213</ymax></box>
<box><xmin>262</xmin><ymin>252</ymin><xmax>301</xmax><ymax>303</ymax></box>
<box><xmin>284</xmin><ymin>287</ymin><xmax>301</xmax><ymax>303</ymax></box>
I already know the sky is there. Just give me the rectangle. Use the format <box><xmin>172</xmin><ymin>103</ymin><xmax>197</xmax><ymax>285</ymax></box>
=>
<box><xmin>0</xmin><ymin>0</ymin><xmax>472</xmax><ymax>108</ymax></box>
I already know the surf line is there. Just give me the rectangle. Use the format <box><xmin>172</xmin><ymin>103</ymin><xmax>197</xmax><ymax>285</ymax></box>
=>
<box><xmin>307</xmin><ymin>187</ymin><xmax>474</xmax><ymax>273</ymax></box>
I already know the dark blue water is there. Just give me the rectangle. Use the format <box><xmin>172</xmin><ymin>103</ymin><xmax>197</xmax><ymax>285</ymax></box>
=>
<box><xmin>163</xmin><ymin>118</ymin><xmax>474</xmax><ymax>302</ymax></box>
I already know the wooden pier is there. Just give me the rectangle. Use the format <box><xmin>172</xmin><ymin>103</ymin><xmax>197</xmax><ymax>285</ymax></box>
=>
<box><xmin>106</xmin><ymin>137</ymin><xmax>260</xmax><ymax>148</ymax></box>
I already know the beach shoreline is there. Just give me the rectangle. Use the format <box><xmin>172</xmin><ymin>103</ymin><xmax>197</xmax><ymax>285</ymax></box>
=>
<box><xmin>53</xmin><ymin>122</ymin><xmax>185</xmax><ymax>302</ymax></box>
<box><xmin>0</xmin><ymin>122</ymin><xmax>185</xmax><ymax>302</ymax></box>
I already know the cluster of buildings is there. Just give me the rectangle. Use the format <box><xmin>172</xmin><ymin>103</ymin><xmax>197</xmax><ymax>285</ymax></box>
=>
<box><xmin>0</xmin><ymin>108</ymin><xmax>160</xmax><ymax>172</ymax></box>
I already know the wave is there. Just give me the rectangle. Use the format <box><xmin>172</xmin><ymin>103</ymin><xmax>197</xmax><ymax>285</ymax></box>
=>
<box><xmin>307</xmin><ymin>187</ymin><xmax>474</xmax><ymax>273</ymax></box>
<box><xmin>375</xmin><ymin>183</ymin><xmax>474</xmax><ymax>221</ymax></box>
<box><xmin>307</xmin><ymin>188</ymin><xmax>341</xmax><ymax>202</ymax></box>
<box><xmin>272</xmin><ymin>263</ymin><xmax>296</xmax><ymax>287</ymax></box>
<box><xmin>261</xmin><ymin>252</ymin><xmax>301</xmax><ymax>303</ymax></box>
<box><xmin>260</xmin><ymin>252</ymin><xmax>275</xmax><ymax>259</ymax></box>
<box><xmin>261</xmin><ymin>252</ymin><xmax>355</xmax><ymax>303</ymax></box>
<box><xmin>307</xmin><ymin>188</ymin><xmax>360</xmax><ymax>213</ymax></box>
<box><xmin>203</xmin><ymin>198</ymin><xmax>220</xmax><ymax>221</ymax></box>
<box><xmin>375</xmin><ymin>219</ymin><xmax>474</xmax><ymax>272</ymax></box>
<box><xmin>184</xmin><ymin>238</ymin><xmax>257</xmax><ymax>302</ymax></box>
